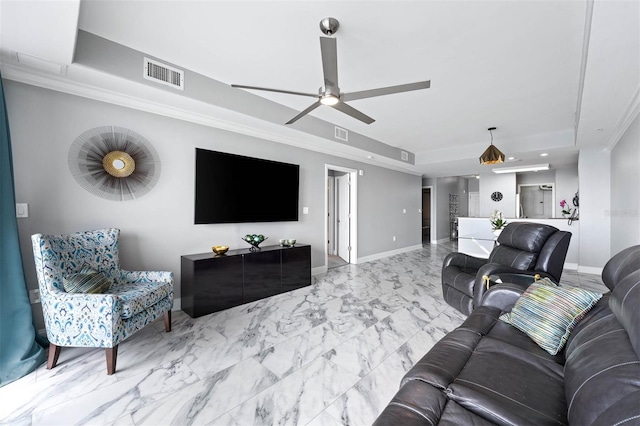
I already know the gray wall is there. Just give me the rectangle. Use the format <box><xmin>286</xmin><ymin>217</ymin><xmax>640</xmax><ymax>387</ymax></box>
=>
<box><xmin>578</xmin><ymin>147</ymin><xmax>611</xmax><ymax>269</ymax></box>
<box><xmin>478</xmin><ymin>172</ymin><xmax>517</xmax><ymax>217</ymax></box>
<box><xmin>6</xmin><ymin>81</ymin><xmax>421</xmax><ymax>326</ymax></box>
<box><xmin>555</xmin><ymin>165</ymin><xmax>579</xmax><ymax>219</ymax></box>
<box><xmin>610</xmin><ymin>114</ymin><xmax>640</xmax><ymax>255</ymax></box>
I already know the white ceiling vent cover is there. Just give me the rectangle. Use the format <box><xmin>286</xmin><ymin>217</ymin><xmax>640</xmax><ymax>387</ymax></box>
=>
<box><xmin>335</xmin><ymin>126</ymin><xmax>348</xmax><ymax>142</ymax></box>
<box><xmin>144</xmin><ymin>57</ymin><xmax>184</xmax><ymax>90</ymax></box>
<box><xmin>401</xmin><ymin>151</ymin><xmax>409</xmax><ymax>161</ymax></box>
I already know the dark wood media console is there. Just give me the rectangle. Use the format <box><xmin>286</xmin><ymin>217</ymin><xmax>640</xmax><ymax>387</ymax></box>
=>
<box><xmin>181</xmin><ymin>244</ymin><xmax>311</xmax><ymax>318</ymax></box>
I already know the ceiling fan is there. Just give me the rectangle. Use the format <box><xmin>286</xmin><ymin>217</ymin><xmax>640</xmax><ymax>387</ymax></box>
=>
<box><xmin>231</xmin><ymin>17</ymin><xmax>431</xmax><ymax>125</ymax></box>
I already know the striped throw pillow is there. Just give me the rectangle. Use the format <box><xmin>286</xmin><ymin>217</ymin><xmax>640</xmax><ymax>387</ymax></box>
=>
<box><xmin>63</xmin><ymin>265</ymin><xmax>111</xmax><ymax>294</ymax></box>
<box><xmin>500</xmin><ymin>283</ymin><xmax>602</xmax><ymax>355</ymax></box>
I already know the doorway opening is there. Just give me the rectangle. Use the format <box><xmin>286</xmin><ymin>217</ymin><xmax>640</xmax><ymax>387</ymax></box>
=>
<box><xmin>422</xmin><ymin>186</ymin><xmax>434</xmax><ymax>245</ymax></box>
<box><xmin>518</xmin><ymin>183</ymin><xmax>555</xmax><ymax>218</ymax></box>
<box><xmin>326</xmin><ymin>165</ymin><xmax>358</xmax><ymax>269</ymax></box>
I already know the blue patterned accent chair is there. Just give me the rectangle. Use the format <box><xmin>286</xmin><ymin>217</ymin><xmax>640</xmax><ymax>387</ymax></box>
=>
<box><xmin>31</xmin><ymin>228</ymin><xmax>173</xmax><ymax>375</ymax></box>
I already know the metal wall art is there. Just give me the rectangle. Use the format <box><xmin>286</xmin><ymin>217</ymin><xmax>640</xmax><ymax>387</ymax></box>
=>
<box><xmin>68</xmin><ymin>126</ymin><xmax>161</xmax><ymax>201</ymax></box>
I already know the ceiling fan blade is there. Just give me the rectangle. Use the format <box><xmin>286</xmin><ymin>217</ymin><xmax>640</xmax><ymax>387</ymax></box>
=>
<box><xmin>285</xmin><ymin>101</ymin><xmax>322</xmax><ymax>125</ymax></box>
<box><xmin>231</xmin><ymin>84</ymin><xmax>318</xmax><ymax>98</ymax></box>
<box><xmin>320</xmin><ymin>37</ymin><xmax>339</xmax><ymax>89</ymax></box>
<box><xmin>341</xmin><ymin>80</ymin><xmax>431</xmax><ymax>102</ymax></box>
<box><xmin>331</xmin><ymin>101</ymin><xmax>375</xmax><ymax>124</ymax></box>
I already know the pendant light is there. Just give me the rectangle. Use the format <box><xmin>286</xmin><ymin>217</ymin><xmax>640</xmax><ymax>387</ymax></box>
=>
<box><xmin>479</xmin><ymin>127</ymin><xmax>505</xmax><ymax>165</ymax></box>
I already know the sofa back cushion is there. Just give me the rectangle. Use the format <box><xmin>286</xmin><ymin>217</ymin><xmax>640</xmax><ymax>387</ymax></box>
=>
<box><xmin>489</xmin><ymin>223</ymin><xmax>559</xmax><ymax>271</ymax></box>
<box><xmin>495</xmin><ymin>222</ymin><xmax>558</xmax><ymax>253</ymax></box>
<box><xmin>609</xmin><ymin>270</ymin><xmax>640</xmax><ymax>359</ymax></box>
<box><xmin>563</xmin><ymin>289</ymin><xmax>640</xmax><ymax>425</ymax></box>
<box><xmin>602</xmin><ymin>245</ymin><xmax>640</xmax><ymax>290</ymax></box>
<box><xmin>488</xmin><ymin>245</ymin><xmax>537</xmax><ymax>271</ymax></box>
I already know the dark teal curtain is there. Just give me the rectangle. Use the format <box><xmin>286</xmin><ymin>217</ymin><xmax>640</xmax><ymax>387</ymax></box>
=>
<box><xmin>0</xmin><ymin>72</ymin><xmax>46</xmax><ymax>387</ymax></box>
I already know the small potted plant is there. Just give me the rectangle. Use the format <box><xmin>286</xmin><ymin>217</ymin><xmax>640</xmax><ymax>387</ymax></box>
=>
<box><xmin>490</xmin><ymin>209</ymin><xmax>507</xmax><ymax>236</ymax></box>
<box><xmin>560</xmin><ymin>199</ymin><xmax>572</xmax><ymax>217</ymax></box>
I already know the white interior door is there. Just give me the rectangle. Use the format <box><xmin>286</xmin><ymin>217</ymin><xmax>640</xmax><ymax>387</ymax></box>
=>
<box><xmin>327</xmin><ymin>177</ymin><xmax>335</xmax><ymax>255</ymax></box>
<box><xmin>336</xmin><ymin>174</ymin><xmax>350</xmax><ymax>262</ymax></box>
<box><xmin>468</xmin><ymin>192</ymin><xmax>480</xmax><ymax>217</ymax></box>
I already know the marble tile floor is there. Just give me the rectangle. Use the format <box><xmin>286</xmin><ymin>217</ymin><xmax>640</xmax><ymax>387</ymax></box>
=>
<box><xmin>1</xmin><ymin>242</ymin><xmax>608</xmax><ymax>426</ymax></box>
<box><xmin>327</xmin><ymin>255</ymin><xmax>348</xmax><ymax>270</ymax></box>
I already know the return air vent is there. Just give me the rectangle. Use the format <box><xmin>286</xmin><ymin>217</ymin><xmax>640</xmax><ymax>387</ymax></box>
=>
<box><xmin>334</xmin><ymin>126</ymin><xmax>348</xmax><ymax>142</ymax></box>
<box><xmin>401</xmin><ymin>151</ymin><xmax>409</xmax><ymax>161</ymax></box>
<box><xmin>144</xmin><ymin>58</ymin><xmax>184</xmax><ymax>90</ymax></box>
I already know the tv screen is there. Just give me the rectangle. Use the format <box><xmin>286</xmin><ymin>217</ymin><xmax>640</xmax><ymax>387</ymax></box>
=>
<box><xmin>194</xmin><ymin>148</ymin><xmax>299</xmax><ymax>224</ymax></box>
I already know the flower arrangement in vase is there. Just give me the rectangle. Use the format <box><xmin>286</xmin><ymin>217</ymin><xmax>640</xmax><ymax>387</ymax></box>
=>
<box><xmin>560</xmin><ymin>199</ymin><xmax>573</xmax><ymax>217</ymax></box>
<box><xmin>490</xmin><ymin>209</ymin><xmax>507</xmax><ymax>236</ymax></box>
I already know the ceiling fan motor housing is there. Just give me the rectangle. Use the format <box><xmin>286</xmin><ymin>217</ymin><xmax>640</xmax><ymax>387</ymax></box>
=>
<box><xmin>320</xmin><ymin>17</ymin><xmax>339</xmax><ymax>36</ymax></box>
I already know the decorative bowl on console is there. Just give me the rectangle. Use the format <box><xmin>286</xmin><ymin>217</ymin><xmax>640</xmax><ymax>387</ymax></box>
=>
<box><xmin>242</xmin><ymin>234</ymin><xmax>267</xmax><ymax>251</ymax></box>
<box><xmin>212</xmin><ymin>245</ymin><xmax>229</xmax><ymax>255</ymax></box>
<box><xmin>279</xmin><ymin>238</ymin><xmax>296</xmax><ymax>247</ymax></box>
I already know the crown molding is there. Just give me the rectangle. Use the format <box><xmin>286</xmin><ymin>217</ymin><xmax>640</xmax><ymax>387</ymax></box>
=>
<box><xmin>606</xmin><ymin>85</ymin><xmax>640</xmax><ymax>151</ymax></box>
<box><xmin>0</xmin><ymin>61</ymin><xmax>424</xmax><ymax>176</ymax></box>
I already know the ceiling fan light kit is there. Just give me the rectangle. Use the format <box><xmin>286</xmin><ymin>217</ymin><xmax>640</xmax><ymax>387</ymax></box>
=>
<box><xmin>480</xmin><ymin>127</ymin><xmax>505</xmax><ymax>165</ymax></box>
<box><xmin>231</xmin><ymin>17</ymin><xmax>430</xmax><ymax>125</ymax></box>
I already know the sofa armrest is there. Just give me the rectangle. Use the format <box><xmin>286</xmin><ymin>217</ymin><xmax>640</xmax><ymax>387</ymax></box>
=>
<box><xmin>473</xmin><ymin>264</ymin><xmax>556</xmax><ymax>307</ymax></box>
<box><xmin>479</xmin><ymin>283</ymin><xmax>527</xmax><ymax>312</ymax></box>
<box><xmin>443</xmin><ymin>252</ymin><xmax>487</xmax><ymax>270</ymax></box>
<box><xmin>120</xmin><ymin>270</ymin><xmax>174</xmax><ymax>284</ymax></box>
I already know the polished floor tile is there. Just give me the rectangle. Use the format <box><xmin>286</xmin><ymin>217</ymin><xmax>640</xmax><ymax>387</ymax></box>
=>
<box><xmin>1</xmin><ymin>242</ymin><xmax>607</xmax><ymax>425</ymax></box>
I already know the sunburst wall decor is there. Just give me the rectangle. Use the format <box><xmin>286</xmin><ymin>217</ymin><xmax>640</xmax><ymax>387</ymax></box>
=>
<box><xmin>68</xmin><ymin>126</ymin><xmax>161</xmax><ymax>201</ymax></box>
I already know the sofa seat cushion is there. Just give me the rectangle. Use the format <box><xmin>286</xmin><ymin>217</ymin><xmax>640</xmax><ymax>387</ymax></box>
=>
<box><xmin>402</xmin><ymin>328</ymin><xmax>483</xmax><ymax>390</ymax></box>
<box><xmin>114</xmin><ymin>280</ymin><xmax>173</xmax><ymax>319</ymax></box>
<box><xmin>373</xmin><ymin>378</ymin><xmax>496</xmax><ymax>426</ymax></box>
<box><xmin>460</xmin><ymin>306</ymin><xmax>566</xmax><ymax>364</ymax></box>
<box><xmin>447</xmin><ymin>336</ymin><xmax>567</xmax><ymax>425</ymax></box>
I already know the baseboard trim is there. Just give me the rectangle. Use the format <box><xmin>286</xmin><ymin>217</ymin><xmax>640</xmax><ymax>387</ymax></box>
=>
<box><xmin>312</xmin><ymin>266</ymin><xmax>328</xmax><ymax>276</ymax></box>
<box><xmin>357</xmin><ymin>244</ymin><xmax>423</xmax><ymax>264</ymax></box>
<box><xmin>172</xmin><ymin>298</ymin><xmax>181</xmax><ymax>311</ymax></box>
<box><xmin>564</xmin><ymin>262</ymin><xmax>579</xmax><ymax>271</ymax></box>
<box><xmin>577</xmin><ymin>265</ymin><xmax>604</xmax><ymax>275</ymax></box>
<box><xmin>431</xmin><ymin>238</ymin><xmax>451</xmax><ymax>244</ymax></box>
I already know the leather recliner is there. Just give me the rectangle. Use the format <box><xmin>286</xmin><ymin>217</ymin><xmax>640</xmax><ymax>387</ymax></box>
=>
<box><xmin>441</xmin><ymin>222</ymin><xmax>572</xmax><ymax>315</ymax></box>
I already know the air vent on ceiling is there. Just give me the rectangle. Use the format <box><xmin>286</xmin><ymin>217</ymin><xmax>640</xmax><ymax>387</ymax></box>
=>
<box><xmin>144</xmin><ymin>57</ymin><xmax>184</xmax><ymax>90</ymax></box>
<box><xmin>334</xmin><ymin>126</ymin><xmax>348</xmax><ymax>142</ymax></box>
<box><xmin>401</xmin><ymin>151</ymin><xmax>409</xmax><ymax>161</ymax></box>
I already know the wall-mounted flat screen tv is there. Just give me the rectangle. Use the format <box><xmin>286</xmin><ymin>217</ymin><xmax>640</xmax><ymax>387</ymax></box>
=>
<box><xmin>195</xmin><ymin>148</ymin><xmax>299</xmax><ymax>224</ymax></box>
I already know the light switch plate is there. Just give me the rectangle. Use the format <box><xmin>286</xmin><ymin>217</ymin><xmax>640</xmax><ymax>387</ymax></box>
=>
<box><xmin>302</xmin><ymin>207</ymin><xmax>309</xmax><ymax>215</ymax></box>
<box><xmin>16</xmin><ymin>203</ymin><xmax>29</xmax><ymax>218</ymax></box>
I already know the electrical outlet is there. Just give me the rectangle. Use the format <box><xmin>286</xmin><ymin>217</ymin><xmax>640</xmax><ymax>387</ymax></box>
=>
<box><xmin>393</xmin><ymin>236</ymin><xmax>396</xmax><ymax>242</ymax></box>
<box><xmin>29</xmin><ymin>289</ymin><xmax>40</xmax><ymax>304</ymax></box>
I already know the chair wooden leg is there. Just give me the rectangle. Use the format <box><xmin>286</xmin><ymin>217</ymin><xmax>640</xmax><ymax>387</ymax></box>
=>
<box><xmin>106</xmin><ymin>346</ymin><xmax>118</xmax><ymax>375</ymax></box>
<box><xmin>164</xmin><ymin>310</ymin><xmax>172</xmax><ymax>332</ymax></box>
<box><xmin>47</xmin><ymin>343</ymin><xmax>61</xmax><ymax>370</ymax></box>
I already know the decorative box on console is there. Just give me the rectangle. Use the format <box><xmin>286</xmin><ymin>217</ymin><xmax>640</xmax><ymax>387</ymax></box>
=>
<box><xmin>181</xmin><ymin>244</ymin><xmax>311</xmax><ymax>318</ymax></box>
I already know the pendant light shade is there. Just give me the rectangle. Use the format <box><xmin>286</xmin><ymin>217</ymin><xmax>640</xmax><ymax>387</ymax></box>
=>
<box><xmin>480</xmin><ymin>127</ymin><xmax>505</xmax><ymax>165</ymax></box>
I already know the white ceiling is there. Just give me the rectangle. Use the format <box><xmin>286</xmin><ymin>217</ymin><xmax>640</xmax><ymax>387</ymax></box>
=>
<box><xmin>0</xmin><ymin>0</ymin><xmax>638</xmax><ymax>177</ymax></box>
